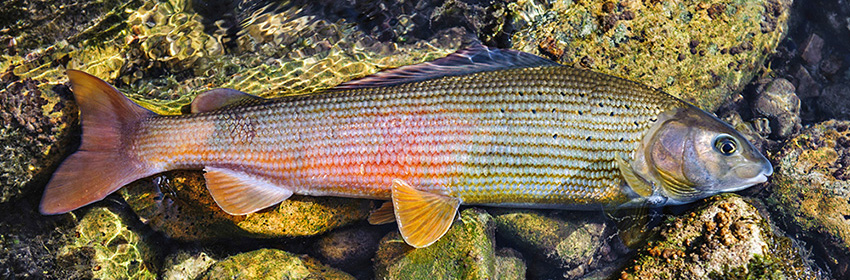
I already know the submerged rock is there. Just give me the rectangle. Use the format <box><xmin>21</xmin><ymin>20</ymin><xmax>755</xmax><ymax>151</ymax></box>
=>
<box><xmin>121</xmin><ymin>170</ymin><xmax>373</xmax><ymax>241</ymax></box>
<box><xmin>161</xmin><ymin>248</ymin><xmax>217</xmax><ymax>280</ymax></box>
<box><xmin>59</xmin><ymin>205</ymin><xmax>162</xmax><ymax>280</ymax></box>
<box><xmin>509</xmin><ymin>0</ymin><xmax>792</xmax><ymax>112</ymax></box>
<box><xmin>620</xmin><ymin>194</ymin><xmax>822</xmax><ymax>279</ymax></box>
<box><xmin>754</xmin><ymin>78</ymin><xmax>801</xmax><ymax>139</ymax></box>
<box><xmin>309</xmin><ymin>225</ymin><xmax>387</xmax><ymax>278</ymax></box>
<box><xmin>374</xmin><ymin>208</ymin><xmax>525</xmax><ymax>279</ymax></box>
<box><xmin>763</xmin><ymin>120</ymin><xmax>850</xmax><ymax>278</ymax></box>
<box><xmin>493</xmin><ymin>210</ymin><xmax>625</xmax><ymax>279</ymax></box>
<box><xmin>200</xmin><ymin>248</ymin><xmax>354</xmax><ymax>279</ymax></box>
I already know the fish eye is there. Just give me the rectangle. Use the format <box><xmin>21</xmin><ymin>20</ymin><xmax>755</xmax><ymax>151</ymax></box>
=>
<box><xmin>713</xmin><ymin>135</ymin><xmax>737</xmax><ymax>156</ymax></box>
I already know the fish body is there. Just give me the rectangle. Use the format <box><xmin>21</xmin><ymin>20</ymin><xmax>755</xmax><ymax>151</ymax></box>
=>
<box><xmin>40</xmin><ymin>46</ymin><xmax>773</xmax><ymax>248</ymax></box>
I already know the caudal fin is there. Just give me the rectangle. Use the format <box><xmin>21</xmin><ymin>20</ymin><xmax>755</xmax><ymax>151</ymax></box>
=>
<box><xmin>40</xmin><ymin>70</ymin><xmax>158</xmax><ymax>214</ymax></box>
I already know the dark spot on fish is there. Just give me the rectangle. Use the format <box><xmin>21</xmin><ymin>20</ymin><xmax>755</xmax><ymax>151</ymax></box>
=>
<box><xmin>650</xmin><ymin>117</ymin><xmax>658</xmax><ymax>122</ymax></box>
<box><xmin>578</xmin><ymin>110</ymin><xmax>584</xmax><ymax>115</ymax></box>
<box><xmin>598</xmin><ymin>102</ymin><xmax>604</xmax><ymax>107</ymax></box>
<box><xmin>579</xmin><ymin>93</ymin><xmax>586</xmax><ymax>97</ymax></box>
<box><xmin>707</xmin><ymin>4</ymin><xmax>726</xmax><ymax>20</ymax></box>
<box><xmin>518</xmin><ymin>92</ymin><xmax>524</xmax><ymax>96</ymax></box>
<box><xmin>553</xmin><ymin>134</ymin><xmax>558</xmax><ymax>139</ymax></box>
<box><xmin>634</xmin><ymin>121</ymin><xmax>639</xmax><ymax>126</ymax></box>
<box><xmin>620</xmin><ymin>10</ymin><xmax>634</xmax><ymax>20</ymax></box>
<box><xmin>624</xmin><ymin>104</ymin><xmax>631</xmax><ymax>110</ymax></box>
<box><xmin>729</xmin><ymin>46</ymin><xmax>742</xmax><ymax>55</ymax></box>
<box><xmin>532</xmin><ymin>109</ymin><xmax>537</xmax><ymax>114</ymax></box>
<box><xmin>689</xmin><ymin>39</ymin><xmax>701</xmax><ymax>48</ymax></box>
<box><xmin>678</xmin><ymin>54</ymin><xmax>686</xmax><ymax>61</ymax></box>
<box><xmin>619</xmin><ymin>137</ymin><xmax>625</xmax><ymax>142</ymax></box>
<box><xmin>586</xmin><ymin>136</ymin><xmax>592</xmax><ymax>141</ymax></box>
<box><xmin>609</xmin><ymin>112</ymin><xmax>615</xmax><ymax>116</ymax></box>
<box><xmin>500</xmin><ymin>108</ymin><xmax>505</xmax><ymax>113</ymax></box>
<box><xmin>551</xmin><ymin>108</ymin><xmax>557</xmax><ymax>113</ymax></box>
<box><xmin>538</xmin><ymin>91</ymin><xmax>544</xmax><ymax>95</ymax></box>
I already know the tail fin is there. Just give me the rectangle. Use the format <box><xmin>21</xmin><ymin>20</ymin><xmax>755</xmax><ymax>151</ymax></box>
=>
<box><xmin>40</xmin><ymin>70</ymin><xmax>158</xmax><ymax>214</ymax></box>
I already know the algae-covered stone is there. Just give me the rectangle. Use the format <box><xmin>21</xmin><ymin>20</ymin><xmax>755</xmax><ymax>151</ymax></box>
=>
<box><xmin>509</xmin><ymin>0</ymin><xmax>791</xmax><ymax>112</ymax></box>
<box><xmin>374</xmin><ymin>208</ymin><xmax>525</xmax><ymax>279</ymax></box>
<box><xmin>161</xmin><ymin>248</ymin><xmax>217</xmax><ymax>280</ymax></box>
<box><xmin>200</xmin><ymin>248</ymin><xmax>354</xmax><ymax>280</ymax></box>
<box><xmin>310</xmin><ymin>226</ymin><xmax>386</xmax><ymax>277</ymax></box>
<box><xmin>494</xmin><ymin>210</ymin><xmax>622</xmax><ymax>279</ymax></box>
<box><xmin>620</xmin><ymin>194</ymin><xmax>821</xmax><ymax>279</ymax></box>
<box><xmin>763</xmin><ymin>120</ymin><xmax>850</xmax><ymax>278</ymax></box>
<box><xmin>58</xmin><ymin>205</ymin><xmax>161</xmax><ymax>280</ymax></box>
<box><xmin>121</xmin><ymin>170</ymin><xmax>373</xmax><ymax>241</ymax></box>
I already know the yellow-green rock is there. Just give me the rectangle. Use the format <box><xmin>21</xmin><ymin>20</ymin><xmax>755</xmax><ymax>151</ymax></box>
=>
<box><xmin>509</xmin><ymin>0</ymin><xmax>791</xmax><ymax>112</ymax></box>
<box><xmin>763</xmin><ymin>120</ymin><xmax>850</xmax><ymax>277</ymax></box>
<box><xmin>620</xmin><ymin>194</ymin><xmax>821</xmax><ymax>279</ymax></box>
<box><xmin>58</xmin><ymin>206</ymin><xmax>159</xmax><ymax>280</ymax></box>
<box><xmin>493</xmin><ymin>210</ymin><xmax>619</xmax><ymax>278</ymax></box>
<box><xmin>374</xmin><ymin>208</ymin><xmax>525</xmax><ymax>279</ymax></box>
<box><xmin>200</xmin><ymin>248</ymin><xmax>354</xmax><ymax>280</ymax></box>
<box><xmin>121</xmin><ymin>170</ymin><xmax>373</xmax><ymax>241</ymax></box>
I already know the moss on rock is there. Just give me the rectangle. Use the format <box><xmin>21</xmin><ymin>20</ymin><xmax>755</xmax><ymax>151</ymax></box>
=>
<box><xmin>121</xmin><ymin>170</ymin><xmax>373</xmax><ymax>241</ymax></box>
<box><xmin>763</xmin><ymin>120</ymin><xmax>850</xmax><ymax>277</ymax></box>
<box><xmin>374</xmin><ymin>208</ymin><xmax>525</xmax><ymax>279</ymax></box>
<box><xmin>509</xmin><ymin>0</ymin><xmax>791</xmax><ymax>112</ymax></box>
<box><xmin>619</xmin><ymin>194</ymin><xmax>821</xmax><ymax>279</ymax></box>
<box><xmin>59</xmin><ymin>206</ymin><xmax>160</xmax><ymax>280</ymax></box>
<box><xmin>200</xmin><ymin>248</ymin><xmax>354</xmax><ymax>280</ymax></box>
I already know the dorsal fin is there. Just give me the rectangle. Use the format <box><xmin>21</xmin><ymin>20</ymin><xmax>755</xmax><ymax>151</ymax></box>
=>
<box><xmin>191</xmin><ymin>88</ymin><xmax>267</xmax><ymax>113</ymax></box>
<box><xmin>333</xmin><ymin>44</ymin><xmax>560</xmax><ymax>90</ymax></box>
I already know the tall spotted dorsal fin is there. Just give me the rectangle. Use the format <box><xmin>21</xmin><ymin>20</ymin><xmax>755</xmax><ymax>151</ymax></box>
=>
<box><xmin>203</xmin><ymin>167</ymin><xmax>293</xmax><ymax>215</ymax></box>
<box><xmin>191</xmin><ymin>88</ymin><xmax>268</xmax><ymax>113</ymax></box>
<box><xmin>333</xmin><ymin>44</ymin><xmax>560</xmax><ymax>90</ymax></box>
<box><xmin>391</xmin><ymin>179</ymin><xmax>461</xmax><ymax>248</ymax></box>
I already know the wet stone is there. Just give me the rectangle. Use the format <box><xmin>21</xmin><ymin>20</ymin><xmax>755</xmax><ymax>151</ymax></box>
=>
<box><xmin>763</xmin><ymin>120</ymin><xmax>850</xmax><ymax>278</ymax></box>
<box><xmin>620</xmin><ymin>194</ymin><xmax>823</xmax><ymax>279</ymax></box>
<box><xmin>818</xmin><ymin>83</ymin><xmax>850</xmax><ymax>120</ymax></box>
<box><xmin>200</xmin><ymin>248</ymin><xmax>354</xmax><ymax>280</ymax></box>
<box><xmin>161</xmin><ymin>248</ymin><xmax>217</xmax><ymax>280</ymax></box>
<box><xmin>309</xmin><ymin>225</ymin><xmax>386</xmax><ymax>278</ymax></box>
<box><xmin>373</xmin><ymin>208</ymin><xmax>524</xmax><ymax>279</ymax></box>
<box><xmin>493</xmin><ymin>210</ymin><xmax>623</xmax><ymax>279</ymax></box>
<box><xmin>754</xmin><ymin>78</ymin><xmax>801</xmax><ymax>139</ymax></box>
<box><xmin>121</xmin><ymin>170</ymin><xmax>373</xmax><ymax>241</ymax></box>
<box><xmin>509</xmin><ymin>0</ymin><xmax>792</xmax><ymax>112</ymax></box>
<box><xmin>794</xmin><ymin>66</ymin><xmax>821</xmax><ymax>99</ymax></box>
<box><xmin>801</xmin><ymin>34</ymin><xmax>825</xmax><ymax>65</ymax></box>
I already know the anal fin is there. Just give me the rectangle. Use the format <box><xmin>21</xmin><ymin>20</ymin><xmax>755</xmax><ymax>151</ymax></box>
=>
<box><xmin>203</xmin><ymin>167</ymin><xmax>293</xmax><ymax>215</ymax></box>
<box><xmin>368</xmin><ymin>201</ymin><xmax>395</xmax><ymax>225</ymax></box>
<box><xmin>391</xmin><ymin>179</ymin><xmax>461</xmax><ymax>248</ymax></box>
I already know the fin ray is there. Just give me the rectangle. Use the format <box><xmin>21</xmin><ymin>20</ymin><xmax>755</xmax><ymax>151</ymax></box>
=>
<box><xmin>391</xmin><ymin>179</ymin><xmax>461</xmax><ymax>248</ymax></box>
<box><xmin>334</xmin><ymin>44</ymin><xmax>559</xmax><ymax>90</ymax></box>
<box><xmin>203</xmin><ymin>167</ymin><xmax>293</xmax><ymax>215</ymax></box>
<box><xmin>190</xmin><ymin>88</ymin><xmax>268</xmax><ymax>113</ymax></box>
<box><xmin>368</xmin><ymin>201</ymin><xmax>396</xmax><ymax>225</ymax></box>
<box><xmin>40</xmin><ymin>70</ymin><xmax>158</xmax><ymax>214</ymax></box>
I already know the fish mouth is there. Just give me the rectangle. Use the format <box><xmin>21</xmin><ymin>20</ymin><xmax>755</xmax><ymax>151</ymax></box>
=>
<box><xmin>722</xmin><ymin>164</ymin><xmax>772</xmax><ymax>192</ymax></box>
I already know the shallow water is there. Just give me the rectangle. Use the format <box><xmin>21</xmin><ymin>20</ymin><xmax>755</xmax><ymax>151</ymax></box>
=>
<box><xmin>1</xmin><ymin>0</ymin><xmax>848</xmax><ymax>279</ymax></box>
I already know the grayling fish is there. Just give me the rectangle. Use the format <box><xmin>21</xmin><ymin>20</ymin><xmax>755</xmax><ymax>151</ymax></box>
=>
<box><xmin>40</xmin><ymin>46</ymin><xmax>773</xmax><ymax>247</ymax></box>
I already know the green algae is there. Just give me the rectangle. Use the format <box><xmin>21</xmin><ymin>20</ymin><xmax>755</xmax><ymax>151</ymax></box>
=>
<box><xmin>619</xmin><ymin>194</ymin><xmax>822</xmax><ymax>279</ymax></box>
<box><xmin>763</xmin><ymin>120</ymin><xmax>850</xmax><ymax>277</ymax></box>
<box><xmin>59</xmin><ymin>206</ymin><xmax>160</xmax><ymax>280</ymax></box>
<box><xmin>374</xmin><ymin>208</ymin><xmax>525</xmax><ymax>279</ymax></box>
<box><xmin>509</xmin><ymin>0</ymin><xmax>791</xmax><ymax>112</ymax></box>
<box><xmin>200</xmin><ymin>248</ymin><xmax>354</xmax><ymax>280</ymax></box>
<box><xmin>121</xmin><ymin>170</ymin><xmax>373</xmax><ymax>241</ymax></box>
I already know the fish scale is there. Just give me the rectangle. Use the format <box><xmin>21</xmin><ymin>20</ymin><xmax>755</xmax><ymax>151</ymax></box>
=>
<box><xmin>131</xmin><ymin>66</ymin><xmax>685</xmax><ymax>208</ymax></box>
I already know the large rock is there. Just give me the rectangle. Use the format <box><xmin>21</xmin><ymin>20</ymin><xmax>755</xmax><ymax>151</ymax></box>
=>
<box><xmin>493</xmin><ymin>210</ymin><xmax>626</xmax><ymax>279</ymax></box>
<box><xmin>509</xmin><ymin>0</ymin><xmax>792</xmax><ymax>112</ymax></box>
<box><xmin>121</xmin><ymin>170</ymin><xmax>373</xmax><ymax>241</ymax></box>
<box><xmin>200</xmin><ymin>248</ymin><xmax>354</xmax><ymax>280</ymax></box>
<box><xmin>374</xmin><ymin>208</ymin><xmax>526</xmax><ymax>279</ymax></box>
<box><xmin>763</xmin><ymin>120</ymin><xmax>850</xmax><ymax>278</ymax></box>
<box><xmin>620</xmin><ymin>194</ymin><xmax>822</xmax><ymax>279</ymax></box>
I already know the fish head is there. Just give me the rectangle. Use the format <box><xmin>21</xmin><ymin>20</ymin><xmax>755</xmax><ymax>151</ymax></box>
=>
<box><xmin>646</xmin><ymin>105</ymin><xmax>773</xmax><ymax>204</ymax></box>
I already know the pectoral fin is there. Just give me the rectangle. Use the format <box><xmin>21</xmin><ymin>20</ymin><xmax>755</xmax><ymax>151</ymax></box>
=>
<box><xmin>391</xmin><ymin>179</ymin><xmax>461</xmax><ymax>248</ymax></box>
<box><xmin>368</xmin><ymin>201</ymin><xmax>396</xmax><ymax>225</ymax></box>
<box><xmin>203</xmin><ymin>167</ymin><xmax>293</xmax><ymax>215</ymax></box>
<box><xmin>616</xmin><ymin>153</ymin><xmax>654</xmax><ymax>197</ymax></box>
